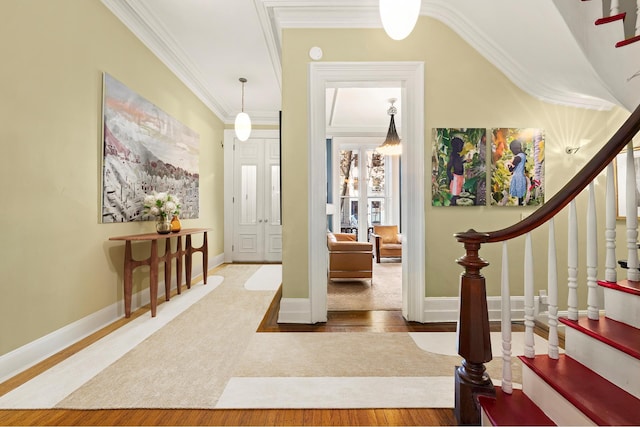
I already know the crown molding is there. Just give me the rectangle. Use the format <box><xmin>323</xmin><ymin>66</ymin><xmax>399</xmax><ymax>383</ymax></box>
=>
<box><xmin>255</xmin><ymin>0</ymin><xmax>615</xmax><ymax>111</ymax></box>
<box><xmin>101</xmin><ymin>0</ymin><xmax>230</xmax><ymax>120</ymax></box>
<box><xmin>422</xmin><ymin>0</ymin><xmax>616</xmax><ymax>111</ymax></box>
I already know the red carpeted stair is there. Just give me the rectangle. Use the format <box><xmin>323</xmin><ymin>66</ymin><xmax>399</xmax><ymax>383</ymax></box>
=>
<box><xmin>478</xmin><ymin>389</ymin><xmax>555</xmax><ymax>426</ymax></box>
<box><xmin>519</xmin><ymin>354</ymin><xmax>640</xmax><ymax>426</ymax></box>
<box><xmin>559</xmin><ymin>315</ymin><xmax>640</xmax><ymax>359</ymax></box>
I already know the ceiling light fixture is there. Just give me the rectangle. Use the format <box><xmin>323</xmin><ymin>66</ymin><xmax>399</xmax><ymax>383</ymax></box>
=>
<box><xmin>376</xmin><ymin>98</ymin><xmax>402</xmax><ymax>156</ymax></box>
<box><xmin>379</xmin><ymin>0</ymin><xmax>421</xmax><ymax>41</ymax></box>
<box><xmin>234</xmin><ymin>77</ymin><xmax>251</xmax><ymax>141</ymax></box>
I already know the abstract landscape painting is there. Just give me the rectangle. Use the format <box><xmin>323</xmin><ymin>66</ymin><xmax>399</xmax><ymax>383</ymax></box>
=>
<box><xmin>101</xmin><ymin>73</ymin><xmax>200</xmax><ymax>223</ymax></box>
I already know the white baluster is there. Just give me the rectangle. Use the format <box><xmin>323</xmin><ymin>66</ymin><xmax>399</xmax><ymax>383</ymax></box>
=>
<box><xmin>524</xmin><ymin>232</ymin><xmax>535</xmax><ymax>358</ymax></box>
<box><xmin>611</xmin><ymin>0</ymin><xmax>620</xmax><ymax>15</ymax></box>
<box><xmin>501</xmin><ymin>242</ymin><xmax>513</xmax><ymax>394</ymax></box>
<box><xmin>568</xmin><ymin>200</ymin><xmax>579</xmax><ymax>321</ymax></box>
<box><xmin>548</xmin><ymin>218</ymin><xmax>559</xmax><ymax>359</ymax></box>
<box><xmin>626</xmin><ymin>144</ymin><xmax>640</xmax><ymax>282</ymax></box>
<box><xmin>587</xmin><ymin>182</ymin><xmax>599</xmax><ymax>320</ymax></box>
<box><xmin>605</xmin><ymin>162</ymin><xmax>617</xmax><ymax>283</ymax></box>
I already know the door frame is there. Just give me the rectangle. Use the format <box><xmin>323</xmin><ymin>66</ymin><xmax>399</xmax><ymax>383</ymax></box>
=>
<box><xmin>223</xmin><ymin>129</ymin><xmax>280</xmax><ymax>263</ymax></box>
<box><xmin>308</xmin><ymin>62</ymin><xmax>425</xmax><ymax>322</ymax></box>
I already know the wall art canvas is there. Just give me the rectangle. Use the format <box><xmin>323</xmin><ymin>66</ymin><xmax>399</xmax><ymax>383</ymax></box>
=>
<box><xmin>432</xmin><ymin>128</ymin><xmax>487</xmax><ymax>206</ymax></box>
<box><xmin>490</xmin><ymin>128</ymin><xmax>545</xmax><ymax>206</ymax></box>
<box><xmin>101</xmin><ymin>73</ymin><xmax>200</xmax><ymax>223</ymax></box>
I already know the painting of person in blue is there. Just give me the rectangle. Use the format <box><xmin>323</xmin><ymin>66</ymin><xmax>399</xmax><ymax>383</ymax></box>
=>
<box><xmin>508</xmin><ymin>140</ymin><xmax>527</xmax><ymax>205</ymax></box>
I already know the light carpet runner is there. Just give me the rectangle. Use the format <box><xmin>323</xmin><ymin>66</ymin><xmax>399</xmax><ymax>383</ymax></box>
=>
<box><xmin>0</xmin><ymin>263</ymin><xmax>551</xmax><ymax>409</ymax></box>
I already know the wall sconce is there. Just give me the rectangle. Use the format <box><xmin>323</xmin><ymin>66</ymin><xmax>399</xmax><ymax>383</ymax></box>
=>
<box><xmin>379</xmin><ymin>0</ymin><xmax>421</xmax><ymax>41</ymax></box>
<box><xmin>565</xmin><ymin>146</ymin><xmax>581</xmax><ymax>155</ymax></box>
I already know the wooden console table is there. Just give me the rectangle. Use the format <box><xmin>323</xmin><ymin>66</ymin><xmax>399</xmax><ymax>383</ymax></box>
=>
<box><xmin>110</xmin><ymin>228</ymin><xmax>209</xmax><ymax>317</ymax></box>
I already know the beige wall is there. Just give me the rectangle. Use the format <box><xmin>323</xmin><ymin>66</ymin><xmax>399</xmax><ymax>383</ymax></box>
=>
<box><xmin>0</xmin><ymin>0</ymin><xmax>224</xmax><ymax>355</ymax></box>
<box><xmin>280</xmin><ymin>18</ymin><xmax>631</xmax><ymax>307</ymax></box>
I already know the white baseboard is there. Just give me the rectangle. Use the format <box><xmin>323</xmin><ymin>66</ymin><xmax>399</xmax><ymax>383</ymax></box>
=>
<box><xmin>422</xmin><ymin>296</ymin><xmax>527</xmax><ymax>323</ymax></box>
<box><xmin>277</xmin><ymin>298</ymin><xmax>312</xmax><ymax>323</ymax></box>
<box><xmin>0</xmin><ymin>253</ymin><xmax>224</xmax><ymax>383</ymax></box>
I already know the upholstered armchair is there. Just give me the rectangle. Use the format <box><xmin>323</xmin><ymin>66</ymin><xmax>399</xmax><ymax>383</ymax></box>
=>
<box><xmin>327</xmin><ymin>232</ymin><xmax>373</xmax><ymax>280</ymax></box>
<box><xmin>372</xmin><ymin>225</ymin><xmax>402</xmax><ymax>263</ymax></box>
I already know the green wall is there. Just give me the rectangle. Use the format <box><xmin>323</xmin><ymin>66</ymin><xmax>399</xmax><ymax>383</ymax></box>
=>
<box><xmin>280</xmin><ymin>17</ymin><xmax>630</xmax><ymax>308</ymax></box>
<box><xmin>0</xmin><ymin>0</ymin><xmax>224</xmax><ymax>355</ymax></box>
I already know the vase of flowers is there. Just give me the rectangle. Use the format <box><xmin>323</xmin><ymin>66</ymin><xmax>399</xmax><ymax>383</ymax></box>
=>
<box><xmin>143</xmin><ymin>192</ymin><xmax>181</xmax><ymax>234</ymax></box>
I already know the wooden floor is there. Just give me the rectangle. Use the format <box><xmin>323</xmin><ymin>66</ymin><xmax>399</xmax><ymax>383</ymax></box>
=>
<box><xmin>0</xmin><ymin>281</ymin><xmax>534</xmax><ymax>426</ymax></box>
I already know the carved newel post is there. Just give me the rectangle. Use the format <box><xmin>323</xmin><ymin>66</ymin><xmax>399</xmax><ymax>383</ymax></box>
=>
<box><xmin>454</xmin><ymin>229</ymin><xmax>495</xmax><ymax>425</ymax></box>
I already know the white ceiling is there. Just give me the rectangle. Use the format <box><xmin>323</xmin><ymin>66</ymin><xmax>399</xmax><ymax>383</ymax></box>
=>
<box><xmin>101</xmin><ymin>0</ymin><xmax>620</xmax><ymax>133</ymax></box>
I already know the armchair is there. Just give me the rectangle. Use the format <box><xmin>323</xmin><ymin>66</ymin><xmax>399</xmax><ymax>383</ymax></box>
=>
<box><xmin>372</xmin><ymin>225</ymin><xmax>402</xmax><ymax>263</ymax></box>
<box><xmin>327</xmin><ymin>232</ymin><xmax>373</xmax><ymax>280</ymax></box>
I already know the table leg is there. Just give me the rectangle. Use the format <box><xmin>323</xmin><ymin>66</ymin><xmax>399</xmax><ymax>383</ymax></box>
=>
<box><xmin>149</xmin><ymin>240</ymin><xmax>159</xmax><ymax>317</ymax></box>
<box><xmin>164</xmin><ymin>238</ymin><xmax>172</xmax><ymax>301</ymax></box>
<box><xmin>124</xmin><ymin>241</ymin><xmax>133</xmax><ymax>318</ymax></box>
<box><xmin>185</xmin><ymin>235</ymin><xmax>192</xmax><ymax>289</ymax></box>
<box><xmin>176</xmin><ymin>236</ymin><xmax>183</xmax><ymax>294</ymax></box>
<box><xmin>203</xmin><ymin>231</ymin><xmax>208</xmax><ymax>284</ymax></box>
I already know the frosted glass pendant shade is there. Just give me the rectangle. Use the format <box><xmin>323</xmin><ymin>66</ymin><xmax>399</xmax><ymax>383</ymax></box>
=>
<box><xmin>235</xmin><ymin>112</ymin><xmax>251</xmax><ymax>141</ymax></box>
<box><xmin>379</xmin><ymin>0</ymin><xmax>421</xmax><ymax>41</ymax></box>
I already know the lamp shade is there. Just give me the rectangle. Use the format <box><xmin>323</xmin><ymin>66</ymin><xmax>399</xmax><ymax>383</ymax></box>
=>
<box><xmin>379</xmin><ymin>0</ymin><xmax>421</xmax><ymax>41</ymax></box>
<box><xmin>376</xmin><ymin>113</ymin><xmax>402</xmax><ymax>156</ymax></box>
<box><xmin>234</xmin><ymin>112</ymin><xmax>251</xmax><ymax>141</ymax></box>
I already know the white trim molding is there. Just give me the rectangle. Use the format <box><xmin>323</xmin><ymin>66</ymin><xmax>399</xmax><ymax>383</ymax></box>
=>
<box><xmin>423</xmin><ymin>296</ymin><xmax>528</xmax><ymax>323</ymax></box>
<box><xmin>306</xmin><ymin>61</ymin><xmax>425</xmax><ymax>323</ymax></box>
<box><xmin>277</xmin><ymin>298</ymin><xmax>312</xmax><ymax>323</ymax></box>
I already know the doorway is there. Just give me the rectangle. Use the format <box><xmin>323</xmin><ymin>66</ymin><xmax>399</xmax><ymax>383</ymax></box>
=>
<box><xmin>223</xmin><ymin>130</ymin><xmax>282</xmax><ymax>263</ymax></box>
<box><xmin>307</xmin><ymin>62</ymin><xmax>425</xmax><ymax>323</ymax></box>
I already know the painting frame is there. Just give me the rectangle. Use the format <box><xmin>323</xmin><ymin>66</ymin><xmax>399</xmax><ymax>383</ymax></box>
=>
<box><xmin>613</xmin><ymin>147</ymin><xmax>640</xmax><ymax>219</ymax></box>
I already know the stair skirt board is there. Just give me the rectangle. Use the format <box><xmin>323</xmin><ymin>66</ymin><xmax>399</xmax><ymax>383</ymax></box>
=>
<box><xmin>563</xmin><ymin>322</ymin><xmax>640</xmax><ymax>399</ymax></box>
<box><xmin>521</xmin><ymin>361</ymin><xmax>596</xmax><ymax>426</ymax></box>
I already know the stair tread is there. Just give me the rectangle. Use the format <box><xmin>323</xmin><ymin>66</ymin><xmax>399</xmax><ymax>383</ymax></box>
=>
<box><xmin>519</xmin><ymin>354</ymin><xmax>640</xmax><ymax>426</ymax></box>
<box><xmin>616</xmin><ymin>34</ymin><xmax>640</xmax><ymax>48</ymax></box>
<box><xmin>559</xmin><ymin>315</ymin><xmax>640</xmax><ymax>359</ymax></box>
<box><xmin>478</xmin><ymin>388</ymin><xmax>555</xmax><ymax>426</ymax></box>
<box><xmin>599</xmin><ymin>279</ymin><xmax>640</xmax><ymax>296</ymax></box>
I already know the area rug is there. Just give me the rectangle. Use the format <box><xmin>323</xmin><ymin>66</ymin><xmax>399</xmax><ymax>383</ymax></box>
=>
<box><xmin>327</xmin><ymin>261</ymin><xmax>401</xmax><ymax>311</ymax></box>
<box><xmin>0</xmin><ymin>263</ymin><xmax>550</xmax><ymax>410</ymax></box>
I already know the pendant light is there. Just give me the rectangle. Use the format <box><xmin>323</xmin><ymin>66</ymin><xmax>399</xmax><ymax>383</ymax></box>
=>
<box><xmin>376</xmin><ymin>98</ymin><xmax>402</xmax><ymax>156</ymax></box>
<box><xmin>379</xmin><ymin>0</ymin><xmax>421</xmax><ymax>41</ymax></box>
<box><xmin>234</xmin><ymin>77</ymin><xmax>251</xmax><ymax>141</ymax></box>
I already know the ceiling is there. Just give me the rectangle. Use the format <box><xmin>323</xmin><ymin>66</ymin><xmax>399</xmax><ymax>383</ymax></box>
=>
<box><xmin>101</xmin><ymin>0</ymin><xmax>620</xmax><ymax>134</ymax></box>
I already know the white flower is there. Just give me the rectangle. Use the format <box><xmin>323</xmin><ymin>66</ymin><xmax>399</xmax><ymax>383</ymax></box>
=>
<box><xmin>142</xmin><ymin>191</ymin><xmax>181</xmax><ymax>220</ymax></box>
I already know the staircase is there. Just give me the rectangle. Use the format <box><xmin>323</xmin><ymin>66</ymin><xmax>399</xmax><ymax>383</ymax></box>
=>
<box><xmin>453</xmin><ymin>2</ymin><xmax>640</xmax><ymax>425</ymax></box>
<box><xmin>553</xmin><ymin>0</ymin><xmax>640</xmax><ymax>111</ymax></box>
<box><xmin>479</xmin><ymin>289</ymin><xmax>640</xmax><ymax>426</ymax></box>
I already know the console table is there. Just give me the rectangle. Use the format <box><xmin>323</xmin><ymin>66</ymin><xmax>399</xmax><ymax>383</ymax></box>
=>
<box><xmin>110</xmin><ymin>228</ymin><xmax>209</xmax><ymax>317</ymax></box>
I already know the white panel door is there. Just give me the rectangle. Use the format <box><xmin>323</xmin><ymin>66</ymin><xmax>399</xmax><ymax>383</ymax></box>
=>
<box><xmin>233</xmin><ymin>138</ymin><xmax>281</xmax><ymax>262</ymax></box>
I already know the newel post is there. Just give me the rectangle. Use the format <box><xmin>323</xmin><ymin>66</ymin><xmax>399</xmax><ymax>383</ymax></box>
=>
<box><xmin>454</xmin><ymin>229</ymin><xmax>495</xmax><ymax>425</ymax></box>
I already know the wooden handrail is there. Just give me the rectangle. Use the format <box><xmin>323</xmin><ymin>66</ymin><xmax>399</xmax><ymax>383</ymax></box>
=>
<box><xmin>453</xmin><ymin>103</ymin><xmax>640</xmax><ymax>425</ymax></box>
<box><xmin>456</xmin><ymin>103</ymin><xmax>640</xmax><ymax>244</ymax></box>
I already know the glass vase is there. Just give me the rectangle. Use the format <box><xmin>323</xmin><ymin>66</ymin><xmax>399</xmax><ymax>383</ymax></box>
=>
<box><xmin>156</xmin><ymin>218</ymin><xmax>171</xmax><ymax>234</ymax></box>
<box><xmin>170</xmin><ymin>215</ymin><xmax>181</xmax><ymax>233</ymax></box>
